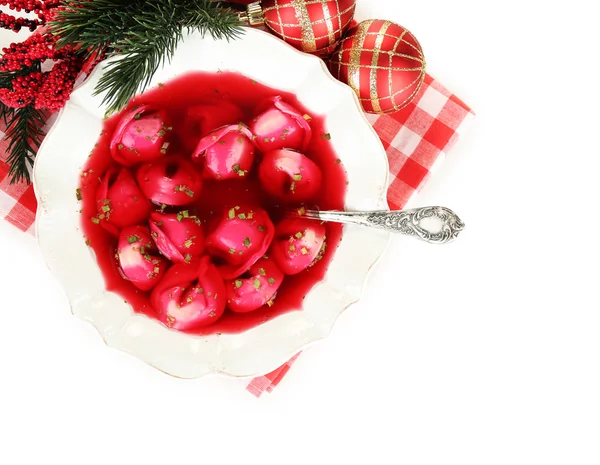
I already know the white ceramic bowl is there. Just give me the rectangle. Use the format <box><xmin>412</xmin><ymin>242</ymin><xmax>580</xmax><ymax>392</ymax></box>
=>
<box><xmin>33</xmin><ymin>28</ymin><xmax>390</xmax><ymax>379</ymax></box>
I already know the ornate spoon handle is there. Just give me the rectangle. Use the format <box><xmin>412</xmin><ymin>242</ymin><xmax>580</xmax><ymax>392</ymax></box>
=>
<box><xmin>302</xmin><ymin>206</ymin><xmax>465</xmax><ymax>244</ymax></box>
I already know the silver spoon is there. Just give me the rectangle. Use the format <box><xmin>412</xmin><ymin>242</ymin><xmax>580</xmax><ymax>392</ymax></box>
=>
<box><xmin>299</xmin><ymin>206</ymin><xmax>464</xmax><ymax>244</ymax></box>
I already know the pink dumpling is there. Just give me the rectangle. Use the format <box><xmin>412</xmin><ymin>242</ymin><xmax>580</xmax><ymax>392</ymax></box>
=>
<box><xmin>149</xmin><ymin>211</ymin><xmax>205</xmax><ymax>264</ymax></box>
<box><xmin>271</xmin><ymin>218</ymin><xmax>327</xmax><ymax>275</ymax></box>
<box><xmin>117</xmin><ymin>225</ymin><xmax>169</xmax><ymax>291</ymax></box>
<box><xmin>248</xmin><ymin>96</ymin><xmax>312</xmax><ymax>152</ymax></box>
<box><xmin>226</xmin><ymin>257</ymin><xmax>284</xmax><ymax>313</ymax></box>
<box><xmin>110</xmin><ymin>105</ymin><xmax>172</xmax><ymax>166</ymax></box>
<box><xmin>258</xmin><ymin>149</ymin><xmax>322</xmax><ymax>203</ymax></box>
<box><xmin>180</xmin><ymin>101</ymin><xmax>244</xmax><ymax>153</ymax></box>
<box><xmin>150</xmin><ymin>257</ymin><xmax>226</xmax><ymax>331</ymax></box>
<box><xmin>205</xmin><ymin>205</ymin><xmax>275</xmax><ymax>279</ymax></box>
<box><xmin>95</xmin><ymin>167</ymin><xmax>151</xmax><ymax>236</ymax></box>
<box><xmin>192</xmin><ymin>124</ymin><xmax>255</xmax><ymax>180</ymax></box>
<box><xmin>136</xmin><ymin>155</ymin><xmax>202</xmax><ymax>206</ymax></box>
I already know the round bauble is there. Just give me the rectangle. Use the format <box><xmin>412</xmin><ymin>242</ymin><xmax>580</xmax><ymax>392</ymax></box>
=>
<box><xmin>329</xmin><ymin>19</ymin><xmax>426</xmax><ymax>114</ymax></box>
<box><xmin>261</xmin><ymin>0</ymin><xmax>357</xmax><ymax>56</ymax></box>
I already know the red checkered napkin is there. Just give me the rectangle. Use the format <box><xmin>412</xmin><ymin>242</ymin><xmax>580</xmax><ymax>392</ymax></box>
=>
<box><xmin>0</xmin><ymin>135</ymin><xmax>37</xmax><ymax>234</ymax></box>
<box><xmin>0</xmin><ymin>74</ymin><xmax>474</xmax><ymax>395</ymax></box>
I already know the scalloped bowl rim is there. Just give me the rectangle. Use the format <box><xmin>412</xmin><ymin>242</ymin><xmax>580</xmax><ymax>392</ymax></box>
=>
<box><xmin>33</xmin><ymin>28</ymin><xmax>390</xmax><ymax>379</ymax></box>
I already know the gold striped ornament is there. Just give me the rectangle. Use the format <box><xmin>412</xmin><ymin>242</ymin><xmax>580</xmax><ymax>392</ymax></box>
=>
<box><xmin>329</xmin><ymin>19</ymin><xmax>426</xmax><ymax>114</ymax></box>
<box><xmin>239</xmin><ymin>0</ymin><xmax>357</xmax><ymax>57</ymax></box>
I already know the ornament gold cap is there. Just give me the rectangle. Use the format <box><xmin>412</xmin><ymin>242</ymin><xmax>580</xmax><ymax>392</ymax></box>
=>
<box><xmin>238</xmin><ymin>1</ymin><xmax>265</xmax><ymax>26</ymax></box>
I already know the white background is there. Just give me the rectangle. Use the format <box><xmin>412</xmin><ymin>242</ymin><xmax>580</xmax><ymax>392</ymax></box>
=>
<box><xmin>1</xmin><ymin>1</ymin><xmax>600</xmax><ymax>464</ymax></box>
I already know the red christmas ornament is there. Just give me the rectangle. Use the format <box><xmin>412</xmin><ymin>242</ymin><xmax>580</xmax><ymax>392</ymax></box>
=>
<box><xmin>259</xmin><ymin>0</ymin><xmax>357</xmax><ymax>56</ymax></box>
<box><xmin>329</xmin><ymin>19</ymin><xmax>426</xmax><ymax>114</ymax></box>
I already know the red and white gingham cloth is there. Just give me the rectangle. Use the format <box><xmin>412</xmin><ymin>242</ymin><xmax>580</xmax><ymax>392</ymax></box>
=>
<box><xmin>0</xmin><ymin>73</ymin><xmax>474</xmax><ymax>396</ymax></box>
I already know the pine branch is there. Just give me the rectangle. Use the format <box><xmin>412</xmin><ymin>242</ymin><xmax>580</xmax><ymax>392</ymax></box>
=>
<box><xmin>2</xmin><ymin>104</ymin><xmax>47</xmax><ymax>184</ymax></box>
<box><xmin>0</xmin><ymin>101</ymin><xmax>16</xmax><ymax>126</ymax></box>
<box><xmin>0</xmin><ymin>61</ymin><xmax>46</xmax><ymax>183</ymax></box>
<box><xmin>51</xmin><ymin>0</ymin><xmax>243</xmax><ymax>114</ymax></box>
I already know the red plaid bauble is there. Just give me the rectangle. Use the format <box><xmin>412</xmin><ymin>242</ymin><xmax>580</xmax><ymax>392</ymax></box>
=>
<box><xmin>261</xmin><ymin>0</ymin><xmax>356</xmax><ymax>56</ymax></box>
<box><xmin>329</xmin><ymin>19</ymin><xmax>426</xmax><ymax>114</ymax></box>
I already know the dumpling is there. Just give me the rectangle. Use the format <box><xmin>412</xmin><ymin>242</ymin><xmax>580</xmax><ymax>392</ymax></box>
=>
<box><xmin>226</xmin><ymin>257</ymin><xmax>284</xmax><ymax>313</ymax></box>
<box><xmin>192</xmin><ymin>124</ymin><xmax>255</xmax><ymax>180</ymax></box>
<box><xmin>151</xmin><ymin>257</ymin><xmax>226</xmax><ymax>330</ymax></box>
<box><xmin>116</xmin><ymin>225</ymin><xmax>169</xmax><ymax>291</ymax></box>
<box><xmin>258</xmin><ymin>149</ymin><xmax>322</xmax><ymax>203</ymax></box>
<box><xmin>95</xmin><ymin>167</ymin><xmax>151</xmax><ymax>236</ymax></box>
<box><xmin>248</xmin><ymin>96</ymin><xmax>311</xmax><ymax>152</ymax></box>
<box><xmin>270</xmin><ymin>218</ymin><xmax>327</xmax><ymax>275</ymax></box>
<box><xmin>149</xmin><ymin>211</ymin><xmax>205</xmax><ymax>264</ymax></box>
<box><xmin>110</xmin><ymin>105</ymin><xmax>172</xmax><ymax>166</ymax></box>
<box><xmin>205</xmin><ymin>205</ymin><xmax>275</xmax><ymax>279</ymax></box>
<box><xmin>136</xmin><ymin>155</ymin><xmax>203</xmax><ymax>206</ymax></box>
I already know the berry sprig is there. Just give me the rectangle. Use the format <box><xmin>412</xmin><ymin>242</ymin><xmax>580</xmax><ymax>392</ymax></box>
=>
<box><xmin>0</xmin><ymin>32</ymin><xmax>83</xmax><ymax>110</ymax></box>
<box><xmin>0</xmin><ymin>1</ymin><xmax>87</xmax><ymax>183</ymax></box>
<box><xmin>0</xmin><ymin>0</ymin><xmax>60</xmax><ymax>32</ymax></box>
<box><xmin>0</xmin><ymin>33</ymin><xmax>70</xmax><ymax>71</ymax></box>
<box><xmin>34</xmin><ymin>55</ymin><xmax>84</xmax><ymax>111</ymax></box>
